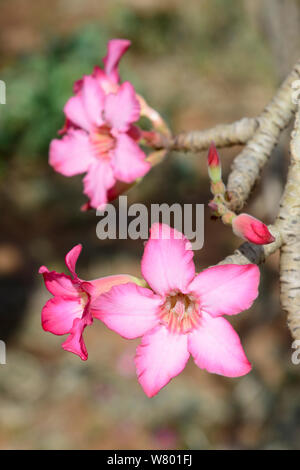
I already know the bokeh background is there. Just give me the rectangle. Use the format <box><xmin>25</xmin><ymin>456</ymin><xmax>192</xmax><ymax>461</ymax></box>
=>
<box><xmin>0</xmin><ymin>0</ymin><xmax>300</xmax><ymax>450</ymax></box>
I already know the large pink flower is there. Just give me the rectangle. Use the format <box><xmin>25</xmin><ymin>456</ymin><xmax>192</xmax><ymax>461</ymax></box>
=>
<box><xmin>39</xmin><ymin>244</ymin><xmax>133</xmax><ymax>360</ymax></box>
<box><xmin>50</xmin><ymin>77</ymin><xmax>150</xmax><ymax>209</ymax></box>
<box><xmin>93</xmin><ymin>223</ymin><xmax>260</xmax><ymax>397</ymax></box>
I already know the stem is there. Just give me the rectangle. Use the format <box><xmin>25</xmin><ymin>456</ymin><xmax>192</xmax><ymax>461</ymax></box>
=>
<box><xmin>151</xmin><ymin>117</ymin><xmax>258</xmax><ymax>152</ymax></box>
<box><xmin>218</xmin><ymin>225</ymin><xmax>282</xmax><ymax>266</ymax></box>
<box><xmin>227</xmin><ymin>59</ymin><xmax>300</xmax><ymax>212</ymax></box>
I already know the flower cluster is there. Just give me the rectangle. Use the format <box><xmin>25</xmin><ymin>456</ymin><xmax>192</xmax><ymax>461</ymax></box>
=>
<box><xmin>41</xmin><ymin>39</ymin><xmax>264</xmax><ymax>398</ymax></box>
<box><xmin>49</xmin><ymin>39</ymin><xmax>168</xmax><ymax>210</ymax></box>
<box><xmin>40</xmin><ymin>223</ymin><xmax>260</xmax><ymax>397</ymax></box>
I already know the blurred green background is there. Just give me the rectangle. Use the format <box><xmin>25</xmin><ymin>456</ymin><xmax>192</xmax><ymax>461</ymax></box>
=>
<box><xmin>0</xmin><ymin>0</ymin><xmax>300</xmax><ymax>450</ymax></box>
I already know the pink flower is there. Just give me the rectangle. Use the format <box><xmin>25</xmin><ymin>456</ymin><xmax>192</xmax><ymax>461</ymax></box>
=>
<box><xmin>50</xmin><ymin>39</ymin><xmax>170</xmax><ymax>208</ymax></box>
<box><xmin>50</xmin><ymin>77</ymin><xmax>150</xmax><ymax>209</ymax></box>
<box><xmin>232</xmin><ymin>213</ymin><xmax>275</xmax><ymax>245</ymax></box>
<box><xmin>39</xmin><ymin>244</ymin><xmax>133</xmax><ymax>360</ymax></box>
<box><xmin>93</xmin><ymin>223</ymin><xmax>260</xmax><ymax>397</ymax></box>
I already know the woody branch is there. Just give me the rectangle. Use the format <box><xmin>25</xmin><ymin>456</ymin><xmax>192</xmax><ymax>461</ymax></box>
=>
<box><xmin>150</xmin><ymin>58</ymin><xmax>300</xmax><ymax>341</ymax></box>
<box><xmin>219</xmin><ymin>103</ymin><xmax>300</xmax><ymax>341</ymax></box>
<box><xmin>152</xmin><ymin>60</ymin><xmax>300</xmax><ymax>212</ymax></box>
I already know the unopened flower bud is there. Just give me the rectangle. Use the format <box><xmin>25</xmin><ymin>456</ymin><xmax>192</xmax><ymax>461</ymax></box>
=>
<box><xmin>232</xmin><ymin>214</ymin><xmax>275</xmax><ymax>245</ymax></box>
<box><xmin>207</xmin><ymin>142</ymin><xmax>222</xmax><ymax>183</ymax></box>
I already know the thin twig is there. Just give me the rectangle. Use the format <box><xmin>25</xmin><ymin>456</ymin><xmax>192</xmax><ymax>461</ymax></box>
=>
<box><xmin>218</xmin><ymin>225</ymin><xmax>282</xmax><ymax>266</ymax></box>
<box><xmin>152</xmin><ymin>117</ymin><xmax>258</xmax><ymax>152</ymax></box>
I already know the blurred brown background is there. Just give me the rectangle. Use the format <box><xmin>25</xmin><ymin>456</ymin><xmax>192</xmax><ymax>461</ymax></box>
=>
<box><xmin>0</xmin><ymin>0</ymin><xmax>299</xmax><ymax>450</ymax></box>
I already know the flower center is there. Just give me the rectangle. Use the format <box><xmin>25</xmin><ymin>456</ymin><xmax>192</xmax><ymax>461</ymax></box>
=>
<box><xmin>79</xmin><ymin>290</ymin><xmax>89</xmax><ymax>309</ymax></box>
<box><xmin>91</xmin><ymin>125</ymin><xmax>115</xmax><ymax>160</ymax></box>
<box><xmin>160</xmin><ymin>292</ymin><xmax>200</xmax><ymax>334</ymax></box>
<box><xmin>78</xmin><ymin>289</ymin><xmax>93</xmax><ymax>326</ymax></box>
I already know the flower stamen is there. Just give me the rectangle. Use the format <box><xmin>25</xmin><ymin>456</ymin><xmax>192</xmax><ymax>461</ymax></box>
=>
<box><xmin>160</xmin><ymin>292</ymin><xmax>200</xmax><ymax>334</ymax></box>
<box><xmin>91</xmin><ymin>125</ymin><xmax>115</xmax><ymax>159</ymax></box>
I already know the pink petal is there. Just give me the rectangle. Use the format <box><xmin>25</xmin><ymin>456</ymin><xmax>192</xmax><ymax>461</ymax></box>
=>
<box><xmin>65</xmin><ymin>76</ymin><xmax>105</xmax><ymax>130</ymax></box>
<box><xmin>41</xmin><ymin>296</ymin><xmax>83</xmax><ymax>335</ymax></box>
<box><xmin>49</xmin><ymin>129</ymin><xmax>94</xmax><ymax>177</ymax></box>
<box><xmin>81</xmin><ymin>75</ymin><xmax>105</xmax><ymax>127</ymax></box>
<box><xmin>135</xmin><ymin>326</ymin><xmax>190</xmax><ymax>397</ymax></box>
<box><xmin>73</xmin><ymin>77</ymin><xmax>83</xmax><ymax>94</ymax></box>
<box><xmin>127</xmin><ymin>125</ymin><xmax>142</xmax><ymax>142</ymax></box>
<box><xmin>39</xmin><ymin>266</ymin><xmax>78</xmax><ymax>298</ymax></box>
<box><xmin>103</xmin><ymin>39</ymin><xmax>131</xmax><ymax>83</ymax></box>
<box><xmin>62</xmin><ymin>317</ymin><xmax>89</xmax><ymax>361</ymax></box>
<box><xmin>82</xmin><ymin>274</ymin><xmax>136</xmax><ymax>302</ymax></box>
<box><xmin>64</xmin><ymin>95</ymin><xmax>92</xmax><ymax>132</ymax></box>
<box><xmin>93</xmin><ymin>282</ymin><xmax>161</xmax><ymax>339</ymax></box>
<box><xmin>65</xmin><ymin>244</ymin><xmax>82</xmax><ymax>278</ymax></box>
<box><xmin>188</xmin><ymin>313</ymin><xmax>251</xmax><ymax>377</ymax></box>
<box><xmin>112</xmin><ymin>133</ymin><xmax>150</xmax><ymax>183</ymax></box>
<box><xmin>107</xmin><ymin>180</ymin><xmax>134</xmax><ymax>203</ymax></box>
<box><xmin>93</xmin><ymin>66</ymin><xmax>119</xmax><ymax>94</ymax></box>
<box><xmin>105</xmin><ymin>82</ymin><xmax>140</xmax><ymax>132</ymax></box>
<box><xmin>189</xmin><ymin>264</ymin><xmax>260</xmax><ymax>317</ymax></box>
<box><xmin>83</xmin><ymin>159</ymin><xmax>116</xmax><ymax>209</ymax></box>
<box><xmin>141</xmin><ymin>223</ymin><xmax>195</xmax><ymax>296</ymax></box>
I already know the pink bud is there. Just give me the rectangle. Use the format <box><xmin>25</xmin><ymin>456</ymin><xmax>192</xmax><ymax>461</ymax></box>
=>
<box><xmin>207</xmin><ymin>142</ymin><xmax>222</xmax><ymax>183</ymax></box>
<box><xmin>232</xmin><ymin>214</ymin><xmax>275</xmax><ymax>245</ymax></box>
<box><xmin>208</xmin><ymin>142</ymin><xmax>220</xmax><ymax>167</ymax></box>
